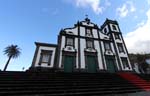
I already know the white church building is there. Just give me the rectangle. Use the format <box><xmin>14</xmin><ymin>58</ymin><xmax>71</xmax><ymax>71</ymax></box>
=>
<box><xmin>30</xmin><ymin>17</ymin><xmax>133</xmax><ymax>73</ymax></box>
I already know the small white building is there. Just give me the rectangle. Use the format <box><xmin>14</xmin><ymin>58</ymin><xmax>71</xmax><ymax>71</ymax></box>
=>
<box><xmin>30</xmin><ymin>18</ymin><xmax>133</xmax><ymax>73</ymax></box>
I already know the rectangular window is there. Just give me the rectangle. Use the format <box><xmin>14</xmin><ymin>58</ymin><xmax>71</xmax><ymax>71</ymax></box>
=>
<box><xmin>121</xmin><ymin>58</ymin><xmax>129</xmax><ymax>69</ymax></box>
<box><xmin>39</xmin><ymin>50</ymin><xmax>52</xmax><ymax>66</ymax></box>
<box><xmin>112</xmin><ymin>25</ymin><xmax>117</xmax><ymax>30</ymax></box>
<box><xmin>86</xmin><ymin>28</ymin><xmax>92</xmax><ymax>37</ymax></box>
<box><xmin>86</xmin><ymin>40</ymin><xmax>94</xmax><ymax>48</ymax></box>
<box><xmin>66</xmin><ymin>38</ymin><xmax>74</xmax><ymax>46</ymax></box>
<box><xmin>114</xmin><ymin>34</ymin><xmax>120</xmax><ymax>39</ymax></box>
<box><xmin>42</xmin><ymin>54</ymin><xmax>50</xmax><ymax>63</ymax></box>
<box><xmin>104</xmin><ymin>42</ymin><xmax>111</xmax><ymax>50</ymax></box>
<box><xmin>117</xmin><ymin>43</ymin><xmax>124</xmax><ymax>53</ymax></box>
<box><xmin>104</xmin><ymin>28</ymin><xmax>107</xmax><ymax>34</ymax></box>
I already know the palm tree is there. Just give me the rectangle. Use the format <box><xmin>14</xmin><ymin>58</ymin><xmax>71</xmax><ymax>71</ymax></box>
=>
<box><xmin>3</xmin><ymin>44</ymin><xmax>21</xmax><ymax>71</ymax></box>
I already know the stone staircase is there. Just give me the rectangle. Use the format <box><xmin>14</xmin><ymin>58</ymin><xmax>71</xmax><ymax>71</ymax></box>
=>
<box><xmin>118</xmin><ymin>72</ymin><xmax>150</xmax><ymax>91</ymax></box>
<box><xmin>0</xmin><ymin>71</ymin><xmax>149</xmax><ymax>96</ymax></box>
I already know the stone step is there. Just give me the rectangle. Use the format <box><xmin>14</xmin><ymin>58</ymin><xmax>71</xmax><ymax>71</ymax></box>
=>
<box><xmin>0</xmin><ymin>87</ymin><xmax>142</xmax><ymax>96</ymax></box>
<box><xmin>0</xmin><ymin>84</ymin><xmax>142</xmax><ymax>90</ymax></box>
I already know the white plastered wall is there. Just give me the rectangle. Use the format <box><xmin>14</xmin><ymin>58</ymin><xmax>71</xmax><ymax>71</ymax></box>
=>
<box><xmin>34</xmin><ymin>46</ymin><xmax>56</xmax><ymax>68</ymax></box>
<box><xmin>100</xmin><ymin>41</ymin><xmax>107</xmax><ymax>69</ymax></box>
<box><xmin>59</xmin><ymin>36</ymin><xmax>65</xmax><ymax>68</ymax></box>
<box><xmin>65</xmin><ymin>27</ymin><xmax>78</xmax><ymax>35</ymax></box>
<box><xmin>80</xmin><ymin>27</ymin><xmax>85</xmax><ymax>37</ymax></box>
<box><xmin>92</xmin><ymin>29</ymin><xmax>98</xmax><ymax>38</ymax></box>
<box><xmin>94</xmin><ymin>40</ymin><xmax>103</xmax><ymax>69</ymax></box>
<box><xmin>80</xmin><ymin>38</ymin><xmax>86</xmax><ymax>68</ymax></box>
<box><xmin>75</xmin><ymin>38</ymin><xmax>79</xmax><ymax>68</ymax></box>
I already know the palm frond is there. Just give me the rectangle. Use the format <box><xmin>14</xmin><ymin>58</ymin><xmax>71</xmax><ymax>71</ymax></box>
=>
<box><xmin>4</xmin><ymin>45</ymin><xmax>21</xmax><ymax>58</ymax></box>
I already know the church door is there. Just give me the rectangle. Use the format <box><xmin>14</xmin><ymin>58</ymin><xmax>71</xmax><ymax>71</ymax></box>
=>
<box><xmin>105</xmin><ymin>56</ymin><xmax>116</xmax><ymax>73</ymax></box>
<box><xmin>87</xmin><ymin>55</ymin><xmax>97</xmax><ymax>73</ymax></box>
<box><xmin>64</xmin><ymin>56</ymin><xmax>74</xmax><ymax>72</ymax></box>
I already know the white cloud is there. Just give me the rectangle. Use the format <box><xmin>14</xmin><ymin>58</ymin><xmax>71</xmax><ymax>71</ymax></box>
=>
<box><xmin>105</xmin><ymin>0</ymin><xmax>111</xmax><ymax>7</ymax></box>
<box><xmin>135</xmin><ymin>20</ymin><xmax>146</xmax><ymax>28</ymax></box>
<box><xmin>116</xmin><ymin>1</ymin><xmax>136</xmax><ymax>18</ymax></box>
<box><xmin>147</xmin><ymin>0</ymin><xmax>150</xmax><ymax>5</ymax></box>
<box><xmin>124</xmin><ymin>9</ymin><xmax>150</xmax><ymax>53</ymax></box>
<box><xmin>65</xmin><ymin>0</ymin><xmax>111</xmax><ymax>15</ymax></box>
<box><xmin>75</xmin><ymin>0</ymin><xmax>103</xmax><ymax>14</ymax></box>
<box><xmin>116</xmin><ymin>4</ymin><xmax>128</xmax><ymax>18</ymax></box>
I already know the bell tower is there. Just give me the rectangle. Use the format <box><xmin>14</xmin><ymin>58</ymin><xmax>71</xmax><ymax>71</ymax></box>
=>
<box><xmin>101</xmin><ymin>19</ymin><xmax>133</xmax><ymax>71</ymax></box>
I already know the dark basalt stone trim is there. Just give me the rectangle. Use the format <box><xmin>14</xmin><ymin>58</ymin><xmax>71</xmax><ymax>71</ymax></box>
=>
<box><xmin>62</xmin><ymin>50</ymin><xmax>77</xmax><ymax>55</ymax></box>
<box><xmin>63</xmin><ymin>20</ymin><xmax>99</xmax><ymax>31</ymax></box>
<box><xmin>77</xmin><ymin>20</ymin><xmax>99</xmax><ymax>29</ymax></box>
<box><xmin>120</xmin><ymin>33</ymin><xmax>134</xmax><ymax>70</ymax></box>
<box><xmin>118</xmin><ymin>23</ymin><xmax>133</xmax><ymax>71</ymax></box>
<box><xmin>55</xmin><ymin>35</ymin><xmax>62</xmax><ymax>69</ymax></box>
<box><xmin>79</xmin><ymin>24</ymin><xmax>99</xmax><ymax>29</ymax></box>
<box><xmin>106</xmin><ymin>21</ymin><xmax>123</xmax><ymax>71</ymax></box>
<box><xmin>38</xmin><ymin>52</ymin><xmax>42</xmax><ymax>66</ymax></box>
<box><xmin>35</xmin><ymin>42</ymin><xmax>57</xmax><ymax>47</ymax></box>
<box><xmin>108</xmin><ymin>25</ymin><xmax>122</xmax><ymax>71</ymax></box>
<box><xmin>78</xmin><ymin>25</ymin><xmax>81</xmax><ymax>70</ymax></box>
<box><xmin>113</xmin><ymin>37</ymin><xmax>122</xmax><ymax>71</ymax></box>
<box><xmin>53</xmin><ymin>46</ymin><xmax>58</xmax><ymax>69</ymax></box>
<box><xmin>60</xmin><ymin>33</ymin><xmax>112</xmax><ymax>42</ymax></box>
<box><xmin>64</xmin><ymin>26</ymin><xmax>76</xmax><ymax>30</ymax></box>
<box><xmin>101</xmin><ymin>19</ymin><xmax>118</xmax><ymax>30</ymax></box>
<box><xmin>110</xmin><ymin>31</ymin><xmax>122</xmax><ymax>34</ymax></box>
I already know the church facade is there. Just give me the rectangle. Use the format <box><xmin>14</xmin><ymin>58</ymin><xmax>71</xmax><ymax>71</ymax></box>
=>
<box><xmin>30</xmin><ymin>18</ymin><xmax>133</xmax><ymax>73</ymax></box>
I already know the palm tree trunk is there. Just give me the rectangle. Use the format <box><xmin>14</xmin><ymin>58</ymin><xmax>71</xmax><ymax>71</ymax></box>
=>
<box><xmin>3</xmin><ymin>56</ymin><xmax>12</xmax><ymax>71</ymax></box>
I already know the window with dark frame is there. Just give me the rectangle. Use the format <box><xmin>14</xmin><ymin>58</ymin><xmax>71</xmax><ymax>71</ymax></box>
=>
<box><xmin>117</xmin><ymin>43</ymin><xmax>124</xmax><ymax>53</ymax></box>
<box><xmin>39</xmin><ymin>50</ymin><xmax>53</xmax><ymax>66</ymax></box>
<box><xmin>86</xmin><ymin>28</ymin><xmax>92</xmax><ymax>37</ymax></box>
<box><xmin>66</xmin><ymin>37</ymin><xmax>74</xmax><ymax>46</ymax></box>
<box><xmin>112</xmin><ymin>25</ymin><xmax>117</xmax><ymax>30</ymax></box>
<box><xmin>104</xmin><ymin>42</ymin><xmax>111</xmax><ymax>50</ymax></box>
<box><xmin>42</xmin><ymin>54</ymin><xmax>49</xmax><ymax>63</ymax></box>
<box><xmin>86</xmin><ymin>40</ymin><xmax>94</xmax><ymax>48</ymax></box>
<box><xmin>114</xmin><ymin>34</ymin><xmax>120</xmax><ymax>39</ymax></box>
<box><xmin>121</xmin><ymin>58</ymin><xmax>129</xmax><ymax>69</ymax></box>
<box><xmin>104</xmin><ymin>28</ymin><xmax>107</xmax><ymax>33</ymax></box>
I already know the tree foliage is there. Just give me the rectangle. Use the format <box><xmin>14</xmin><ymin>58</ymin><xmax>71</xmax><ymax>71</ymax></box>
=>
<box><xmin>129</xmin><ymin>53</ymin><xmax>150</xmax><ymax>73</ymax></box>
<box><xmin>3</xmin><ymin>44</ymin><xmax>21</xmax><ymax>71</ymax></box>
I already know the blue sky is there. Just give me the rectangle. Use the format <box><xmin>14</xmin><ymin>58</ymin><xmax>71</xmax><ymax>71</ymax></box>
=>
<box><xmin>0</xmin><ymin>0</ymin><xmax>150</xmax><ymax>71</ymax></box>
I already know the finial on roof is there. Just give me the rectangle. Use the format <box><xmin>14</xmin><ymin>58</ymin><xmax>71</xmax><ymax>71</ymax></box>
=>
<box><xmin>85</xmin><ymin>14</ymin><xmax>90</xmax><ymax>23</ymax></box>
<box><xmin>86</xmin><ymin>14</ymin><xmax>88</xmax><ymax>18</ymax></box>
